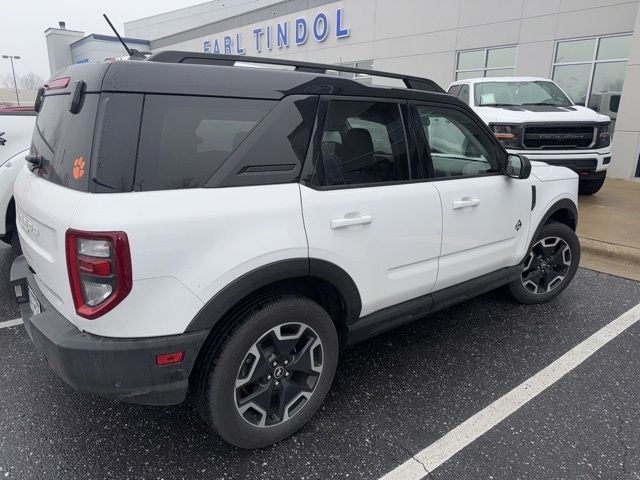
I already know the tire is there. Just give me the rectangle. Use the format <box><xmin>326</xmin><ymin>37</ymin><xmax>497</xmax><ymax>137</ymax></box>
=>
<box><xmin>196</xmin><ymin>294</ymin><xmax>339</xmax><ymax>449</ymax></box>
<box><xmin>579</xmin><ymin>176</ymin><xmax>605</xmax><ymax>195</ymax></box>
<box><xmin>10</xmin><ymin>230</ymin><xmax>21</xmax><ymax>256</ymax></box>
<box><xmin>509</xmin><ymin>222</ymin><xmax>580</xmax><ymax>304</ymax></box>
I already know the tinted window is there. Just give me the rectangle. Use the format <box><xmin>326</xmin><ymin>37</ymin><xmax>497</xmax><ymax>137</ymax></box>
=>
<box><xmin>416</xmin><ymin>105</ymin><xmax>498</xmax><ymax>178</ymax></box>
<box><xmin>135</xmin><ymin>95</ymin><xmax>275</xmax><ymax>191</ymax></box>
<box><xmin>31</xmin><ymin>93</ymin><xmax>99</xmax><ymax>191</ymax></box>
<box><xmin>91</xmin><ymin>93</ymin><xmax>143</xmax><ymax>193</ymax></box>
<box><xmin>206</xmin><ymin>95</ymin><xmax>318</xmax><ymax>187</ymax></box>
<box><xmin>314</xmin><ymin>100</ymin><xmax>409</xmax><ymax>186</ymax></box>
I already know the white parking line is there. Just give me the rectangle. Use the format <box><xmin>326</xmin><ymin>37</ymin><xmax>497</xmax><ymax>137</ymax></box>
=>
<box><xmin>379</xmin><ymin>302</ymin><xmax>640</xmax><ymax>480</ymax></box>
<box><xmin>0</xmin><ymin>318</ymin><xmax>23</xmax><ymax>330</ymax></box>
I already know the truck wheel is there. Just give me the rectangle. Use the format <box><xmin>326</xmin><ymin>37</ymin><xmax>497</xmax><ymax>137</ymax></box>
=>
<box><xmin>578</xmin><ymin>177</ymin><xmax>605</xmax><ymax>195</ymax></box>
<box><xmin>509</xmin><ymin>222</ymin><xmax>580</xmax><ymax>304</ymax></box>
<box><xmin>196</xmin><ymin>294</ymin><xmax>339</xmax><ymax>449</ymax></box>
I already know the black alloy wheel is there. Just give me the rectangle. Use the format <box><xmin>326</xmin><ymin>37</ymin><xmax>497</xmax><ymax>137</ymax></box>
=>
<box><xmin>521</xmin><ymin>236</ymin><xmax>571</xmax><ymax>294</ymax></box>
<box><xmin>234</xmin><ymin>322</ymin><xmax>324</xmax><ymax>428</ymax></box>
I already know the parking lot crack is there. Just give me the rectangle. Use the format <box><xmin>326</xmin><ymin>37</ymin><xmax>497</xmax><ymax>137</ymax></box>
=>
<box><xmin>604</xmin><ymin>385</ymin><xmax>633</xmax><ymax>480</ymax></box>
<box><xmin>376</xmin><ymin>435</ymin><xmax>434</xmax><ymax>479</ymax></box>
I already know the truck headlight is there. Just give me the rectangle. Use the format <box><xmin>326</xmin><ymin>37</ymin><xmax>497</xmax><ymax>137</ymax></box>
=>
<box><xmin>490</xmin><ymin>124</ymin><xmax>520</xmax><ymax>148</ymax></box>
<box><xmin>596</xmin><ymin>123</ymin><xmax>611</xmax><ymax>148</ymax></box>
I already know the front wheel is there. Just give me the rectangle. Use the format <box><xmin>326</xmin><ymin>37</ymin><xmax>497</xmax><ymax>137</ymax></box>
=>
<box><xmin>509</xmin><ymin>222</ymin><xmax>580</xmax><ymax>304</ymax></box>
<box><xmin>196</xmin><ymin>294</ymin><xmax>339</xmax><ymax>449</ymax></box>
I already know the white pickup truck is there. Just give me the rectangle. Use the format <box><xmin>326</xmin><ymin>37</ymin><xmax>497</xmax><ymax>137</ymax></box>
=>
<box><xmin>0</xmin><ymin>107</ymin><xmax>36</xmax><ymax>249</ymax></box>
<box><xmin>448</xmin><ymin>77</ymin><xmax>612</xmax><ymax>195</ymax></box>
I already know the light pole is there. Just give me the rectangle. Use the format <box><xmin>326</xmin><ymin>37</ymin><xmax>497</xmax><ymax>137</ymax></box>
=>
<box><xmin>2</xmin><ymin>55</ymin><xmax>21</xmax><ymax>106</ymax></box>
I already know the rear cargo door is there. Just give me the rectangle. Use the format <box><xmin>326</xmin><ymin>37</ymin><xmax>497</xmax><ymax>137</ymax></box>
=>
<box><xmin>15</xmin><ymin>86</ymin><xmax>100</xmax><ymax>322</ymax></box>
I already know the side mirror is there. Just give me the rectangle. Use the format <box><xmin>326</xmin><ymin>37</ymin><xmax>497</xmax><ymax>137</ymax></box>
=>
<box><xmin>504</xmin><ymin>154</ymin><xmax>531</xmax><ymax>179</ymax></box>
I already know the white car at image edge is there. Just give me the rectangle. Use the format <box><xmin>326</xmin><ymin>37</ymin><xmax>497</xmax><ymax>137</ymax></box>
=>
<box><xmin>0</xmin><ymin>107</ymin><xmax>36</xmax><ymax>249</ymax></box>
<box><xmin>448</xmin><ymin>77</ymin><xmax>612</xmax><ymax>195</ymax></box>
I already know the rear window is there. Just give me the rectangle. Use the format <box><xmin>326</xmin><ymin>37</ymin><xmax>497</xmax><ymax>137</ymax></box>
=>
<box><xmin>134</xmin><ymin>95</ymin><xmax>276</xmax><ymax>191</ymax></box>
<box><xmin>32</xmin><ymin>93</ymin><xmax>99</xmax><ymax>191</ymax></box>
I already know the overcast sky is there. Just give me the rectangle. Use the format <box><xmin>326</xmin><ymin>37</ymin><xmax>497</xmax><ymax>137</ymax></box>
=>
<box><xmin>1</xmin><ymin>0</ymin><xmax>202</xmax><ymax>82</ymax></box>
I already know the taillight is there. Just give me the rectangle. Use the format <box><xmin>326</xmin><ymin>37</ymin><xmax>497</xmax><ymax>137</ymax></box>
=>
<box><xmin>66</xmin><ymin>230</ymin><xmax>132</xmax><ymax>319</ymax></box>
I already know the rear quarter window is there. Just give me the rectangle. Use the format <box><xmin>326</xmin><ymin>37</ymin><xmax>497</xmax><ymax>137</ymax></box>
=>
<box><xmin>134</xmin><ymin>95</ymin><xmax>276</xmax><ymax>191</ymax></box>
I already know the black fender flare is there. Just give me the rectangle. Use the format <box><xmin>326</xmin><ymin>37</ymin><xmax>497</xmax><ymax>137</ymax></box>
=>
<box><xmin>525</xmin><ymin>198</ymin><xmax>578</xmax><ymax>258</ymax></box>
<box><xmin>185</xmin><ymin>258</ymin><xmax>362</xmax><ymax>332</ymax></box>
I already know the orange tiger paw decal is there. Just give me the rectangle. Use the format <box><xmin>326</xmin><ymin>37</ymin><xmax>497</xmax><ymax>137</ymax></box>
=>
<box><xmin>72</xmin><ymin>157</ymin><xmax>85</xmax><ymax>180</ymax></box>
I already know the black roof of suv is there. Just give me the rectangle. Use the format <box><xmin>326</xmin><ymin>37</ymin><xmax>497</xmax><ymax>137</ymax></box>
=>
<box><xmin>32</xmin><ymin>53</ymin><xmax>474</xmax><ymax>195</ymax></box>
<box><xmin>50</xmin><ymin>52</ymin><xmax>455</xmax><ymax>104</ymax></box>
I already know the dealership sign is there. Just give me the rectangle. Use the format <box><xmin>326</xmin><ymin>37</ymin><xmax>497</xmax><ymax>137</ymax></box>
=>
<box><xmin>203</xmin><ymin>8</ymin><xmax>350</xmax><ymax>55</ymax></box>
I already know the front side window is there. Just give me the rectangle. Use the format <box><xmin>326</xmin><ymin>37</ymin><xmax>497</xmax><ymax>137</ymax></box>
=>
<box><xmin>313</xmin><ymin>100</ymin><xmax>409</xmax><ymax>186</ymax></box>
<box><xmin>135</xmin><ymin>95</ymin><xmax>275</xmax><ymax>191</ymax></box>
<box><xmin>455</xmin><ymin>46</ymin><xmax>517</xmax><ymax>80</ymax></box>
<box><xmin>474</xmin><ymin>81</ymin><xmax>572</xmax><ymax>107</ymax></box>
<box><xmin>415</xmin><ymin>105</ymin><xmax>499</xmax><ymax>178</ymax></box>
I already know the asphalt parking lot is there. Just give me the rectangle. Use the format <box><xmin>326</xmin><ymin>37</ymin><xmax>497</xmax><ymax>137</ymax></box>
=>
<box><xmin>1</xmin><ymin>242</ymin><xmax>640</xmax><ymax>480</ymax></box>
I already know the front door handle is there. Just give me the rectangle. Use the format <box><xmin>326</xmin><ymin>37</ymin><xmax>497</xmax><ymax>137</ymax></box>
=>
<box><xmin>452</xmin><ymin>198</ymin><xmax>480</xmax><ymax>210</ymax></box>
<box><xmin>330</xmin><ymin>214</ymin><xmax>373</xmax><ymax>229</ymax></box>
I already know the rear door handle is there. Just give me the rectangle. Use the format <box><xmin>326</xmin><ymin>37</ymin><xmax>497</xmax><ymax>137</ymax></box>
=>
<box><xmin>452</xmin><ymin>198</ymin><xmax>480</xmax><ymax>210</ymax></box>
<box><xmin>330</xmin><ymin>215</ymin><xmax>373</xmax><ymax>229</ymax></box>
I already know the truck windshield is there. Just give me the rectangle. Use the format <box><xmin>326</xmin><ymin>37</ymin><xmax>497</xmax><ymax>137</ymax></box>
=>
<box><xmin>475</xmin><ymin>81</ymin><xmax>573</xmax><ymax>107</ymax></box>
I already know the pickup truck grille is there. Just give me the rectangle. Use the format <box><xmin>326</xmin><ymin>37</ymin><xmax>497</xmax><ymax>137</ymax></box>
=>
<box><xmin>523</xmin><ymin>125</ymin><xmax>596</xmax><ymax>150</ymax></box>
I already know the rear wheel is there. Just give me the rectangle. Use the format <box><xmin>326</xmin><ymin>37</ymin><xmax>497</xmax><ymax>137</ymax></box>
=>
<box><xmin>10</xmin><ymin>230</ymin><xmax>21</xmax><ymax>256</ymax></box>
<box><xmin>196</xmin><ymin>294</ymin><xmax>339</xmax><ymax>449</ymax></box>
<box><xmin>509</xmin><ymin>222</ymin><xmax>580</xmax><ymax>304</ymax></box>
<box><xmin>579</xmin><ymin>176</ymin><xmax>605</xmax><ymax>195</ymax></box>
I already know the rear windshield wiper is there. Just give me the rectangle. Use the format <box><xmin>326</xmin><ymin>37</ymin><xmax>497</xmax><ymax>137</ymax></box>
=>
<box><xmin>25</xmin><ymin>153</ymin><xmax>45</xmax><ymax>171</ymax></box>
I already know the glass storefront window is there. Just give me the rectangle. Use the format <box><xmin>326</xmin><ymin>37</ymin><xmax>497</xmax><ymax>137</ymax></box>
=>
<box><xmin>487</xmin><ymin>47</ymin><xmax>517</xmax><ymax>68</ymax></box>
<box><xmin>455</xmin><ymin>46</ymin><xmax>516</xmax><ymax>80</ymax></box>
<box><xmin>552</xmin><ymin>63</ymin><xmax>592</xmax><ymax>104</ymax></box>
<box><xmin>458</xmin><ymin>50</ymin><xmax>485</xmax><ymax>70</ymax></box>
<box><xmin>485</xmin><ymin>68</ymin><xmax>516</xmax><ymax>77</ymax></box>
<box><xmin>456</xmin><ymin>70</ymin><xmax>483</xmax><ymax>80</ymax></box>
<box><xmin>552</xmin><ymin>34</ymin><xmax>631</xmax><ymax>137</ymax></box>
<box><xmin>555</xmin><ymin>38</ymin><xmax>596</xmax><ymax>63</ymax></box>
<box><xmin>597</xmin><ymin>35</ymin><xmax>632</xmax><ymax>60</ymax></box>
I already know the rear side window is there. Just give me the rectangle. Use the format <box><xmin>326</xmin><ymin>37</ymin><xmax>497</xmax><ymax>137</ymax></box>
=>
<box><xmin>313</xmin><ymin>100</ymin><xmax>409</xmax><ymax>186</ymax></box>
<box><xmin>134</xmin><ymin>95</ymin><xmax>276</xmax><ymax>191</ymax></box>
<box><xmin>32</xmin><ymin>93</ymin><xmax>99</xmax><ymax>191</ymax></box>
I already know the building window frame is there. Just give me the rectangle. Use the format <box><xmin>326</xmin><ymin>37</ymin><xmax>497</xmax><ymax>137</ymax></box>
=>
<box><xmin>454</xmin><ymin>45</ymin><xmax>518</xmax><ymax>80</ymax></box>
<box><xmin>550</xmin><ymin>32</ymin><xmax>632</xmax><ymax>107</ymax></box>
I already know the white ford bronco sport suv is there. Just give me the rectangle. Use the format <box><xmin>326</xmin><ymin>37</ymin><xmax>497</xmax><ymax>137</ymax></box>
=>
<box><xmin>0</xmin><ymin>106</ymin><xmax>36</xmax><ymax>250</ymax></box>
<box><xmin>448</xmin><ymin>77</ymin><xmax>611</xmax><ymax>195</ymax></box>
<box><xmin>11</xmin><ymin>53</ymin><xmax>580</xmax><ymax>449</ymax></box>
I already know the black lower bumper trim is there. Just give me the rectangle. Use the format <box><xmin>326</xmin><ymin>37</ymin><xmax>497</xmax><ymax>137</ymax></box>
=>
<box><xmin>10</xmin><ymin>255</ymin><xmax>210</xmax><ymax>406</ymax></box>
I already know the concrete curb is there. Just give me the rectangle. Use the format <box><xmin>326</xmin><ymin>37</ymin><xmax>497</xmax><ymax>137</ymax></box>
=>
<box><xmin>579</xmin><ymin>236</ymin><xmax>640</xmax><ymax>265</ymax></box>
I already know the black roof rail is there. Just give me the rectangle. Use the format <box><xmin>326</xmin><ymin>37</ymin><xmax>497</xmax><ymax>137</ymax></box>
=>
<box><xmin>146</xmin><ymin>51</ymin><xmax>445</xmax><ymax>93</ymax></box>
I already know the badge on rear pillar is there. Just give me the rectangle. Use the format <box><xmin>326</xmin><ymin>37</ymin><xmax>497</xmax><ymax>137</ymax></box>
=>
<box><xmin>515</xmin><ymin>220</ymin><xmax>522</xmax><ymax>231</ymax></box>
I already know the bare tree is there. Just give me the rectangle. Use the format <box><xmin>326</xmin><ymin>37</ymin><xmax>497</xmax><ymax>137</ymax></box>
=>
<box><xmin>0</xmin><ymin>73</ymin><xmax>16</xmax><ymax>89</ymax></box>
<box><xmin>19</xmin><ymin>72</ymin><xmax>44</xmax><ymax>90</ymax></box>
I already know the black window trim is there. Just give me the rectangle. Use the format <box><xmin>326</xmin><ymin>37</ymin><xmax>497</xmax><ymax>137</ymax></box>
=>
<box><xmin>300</xmin><ymin>95</ymin><xmax>430</xmax><ymax>191</ymax></box>
<box><xmin>409</xmin><ymin>100</ymin><xmax>508</xmax><ymax>182</ymax></box>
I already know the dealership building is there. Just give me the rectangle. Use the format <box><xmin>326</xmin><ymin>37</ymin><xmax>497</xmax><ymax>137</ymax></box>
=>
<box><xmin>45</xmin><ymin>0</ymin><xmax>640</xmax><ymax>180</ymax></box>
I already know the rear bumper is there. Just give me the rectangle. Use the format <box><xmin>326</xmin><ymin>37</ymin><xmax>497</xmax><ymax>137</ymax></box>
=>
<box><xmin>10</xmin><ymin>255</ymin><xmax>210</xmax><ymax>406</ymax></box>
<box><xmin>508</xmin><ymin>148</ymin><xmax>611</xmax><ymax>176</ymax></box>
